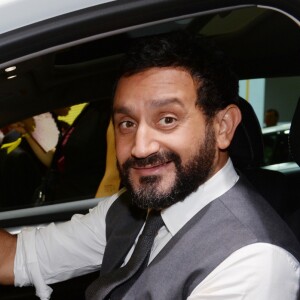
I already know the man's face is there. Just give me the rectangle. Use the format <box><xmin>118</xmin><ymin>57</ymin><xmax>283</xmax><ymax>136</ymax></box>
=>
<box><xmin>113</xmin><ymin>67</ymin><xmax>217</xmax><ymax>209</ymax></box>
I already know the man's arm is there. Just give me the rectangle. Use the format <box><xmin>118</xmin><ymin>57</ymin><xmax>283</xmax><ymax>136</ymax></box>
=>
<box><xmin>188</xmin><ymin>243</ymin><xmax>300</xmax><ymax>299</ymax></box>
<box><xmin>0</xmin><ymin>229</ymin><xmax>17</xmax><ymax>285</ymax></box>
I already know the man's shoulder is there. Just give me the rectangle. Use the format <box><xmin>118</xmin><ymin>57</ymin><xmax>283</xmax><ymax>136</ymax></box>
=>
<box><xmin>215</xmin><ymin>176</ymin><xmax>300</xmax><ymax>259</ymax></box>
<box><xmin>104</xmin><ymin>189</ymin><xmax>146</xmax><ymax>229</ymax></box>
<box><xmin>95</xmin><ymin>188</ymin><xmax>127</xmax><ymax>216</ymax></box>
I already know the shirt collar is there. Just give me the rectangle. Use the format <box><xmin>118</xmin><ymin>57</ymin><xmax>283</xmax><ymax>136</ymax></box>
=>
<box><xmin>161</xmin><ymin>158</ymin><xmax>239</xmax><ymax>236</ymax></box>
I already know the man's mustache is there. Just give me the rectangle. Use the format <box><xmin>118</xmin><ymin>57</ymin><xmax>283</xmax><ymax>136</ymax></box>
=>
<box><xmin>122</xmin><ymin>151</ymin><xmax>180</xmax><ymax>170</ymax></box>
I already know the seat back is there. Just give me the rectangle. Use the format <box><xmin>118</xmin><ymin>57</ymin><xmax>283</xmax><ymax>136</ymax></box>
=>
<box><xmin>229</xmin><ymin>97</ymin><xmax>265</xmax><ymax>168</ymax></box>
<box><xmin>95</xmin><ymin>119</ymin><xmax>121</xmax><ymax>198</ymax></box>
<box><xmin>289</xmin><ymin>98</ymin><xmax>300</xmax><ymax>166</ymax></box>
<box><xmin>0</xmin><ymin>131</ymin><xmax>44</xmax><ymax>209</ymax></box>
<box><xmin>285</xmin><ymin>98</ymin><xmax>300</xmax><ymax>240</ymax></box>
<box><xmin>229</xmin><ymin>97</ymin><xmax>289</xmax><ymax>217</ymax></box>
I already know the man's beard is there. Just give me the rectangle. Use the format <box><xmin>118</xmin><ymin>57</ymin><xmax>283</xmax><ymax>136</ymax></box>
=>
<box><xmin>118</xmin><ymin>125</ymin><xmax>216</xmax><ymax>210</ymax></box>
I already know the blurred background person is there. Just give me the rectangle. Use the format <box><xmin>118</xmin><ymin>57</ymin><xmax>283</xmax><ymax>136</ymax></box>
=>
<box><xmin>0</xmin><ymin>101</ymin><xmax>119</xmax><ymax>208</ymax></box>
<box><xmin>31</xmin><ymin>101</ymin><xmax>113</xmax><ymax>204</ymax></box>
<box><xmin>264</xmin><ymin>108</ymin><xmax>279</xmax><ymax>127</ymax></box>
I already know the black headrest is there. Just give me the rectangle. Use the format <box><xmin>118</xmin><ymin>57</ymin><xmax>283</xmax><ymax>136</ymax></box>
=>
<box><xmin>289</xmin><ymin>98</ymin><xmax>300</xmax><ymax>167</ymax></box>
<box><xmin>229</xmin><ymin>97</ymin><xmax>264</xmax><ymax>169</ymax></box>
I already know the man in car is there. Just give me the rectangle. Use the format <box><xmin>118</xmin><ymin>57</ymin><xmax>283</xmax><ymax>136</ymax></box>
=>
<box><xmin>0</xmin><ymin>32</ymin><xmax>299</xmax><ymax>300</ymax></box>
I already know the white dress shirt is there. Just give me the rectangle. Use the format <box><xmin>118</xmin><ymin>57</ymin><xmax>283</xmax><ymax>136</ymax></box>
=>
<box><xmin>14</xmin><ymin>159</ymin><xmax>300</xmax><ymax>300</ymax></box>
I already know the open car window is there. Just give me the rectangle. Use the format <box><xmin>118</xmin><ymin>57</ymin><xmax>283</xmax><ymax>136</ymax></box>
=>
<box><xmin>239</xmin><ymin>75</ymin><xmax>300</xmax><ymax>166</ymax></box>
<box><xmin>0</xmin><ymin>2</ymin><xmax>298</xmax><ymax>219</ymax></box>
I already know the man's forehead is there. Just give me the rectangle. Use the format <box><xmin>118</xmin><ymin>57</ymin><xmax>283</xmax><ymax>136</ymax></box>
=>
<box><xmin>113</xmin><ymin>97</ymin><xmax>186</xmax><ymax>115</ymax></box>
<box><xmin>113</xmin><ymin>67</ymin><xmax>199</xmax><ymax>103</ymax></box>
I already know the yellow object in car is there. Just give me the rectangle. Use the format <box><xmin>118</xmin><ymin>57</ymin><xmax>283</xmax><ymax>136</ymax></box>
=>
<box><xmin>95</xmin><ymin>120</ymin><xmax>120</xmax><ymax>197</ymax></box>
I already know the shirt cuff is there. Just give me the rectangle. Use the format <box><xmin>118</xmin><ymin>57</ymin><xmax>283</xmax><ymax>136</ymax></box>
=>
<box><xmin>14</xmin><ymin>227</ymin><xmax>53</xmax><ymax>300</ymax></box>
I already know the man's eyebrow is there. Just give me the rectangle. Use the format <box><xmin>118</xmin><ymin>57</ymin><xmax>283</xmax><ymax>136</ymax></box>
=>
<box><xmin>113</xmin><ymin>98</ymin><xmax>184</xmax><ymax>116</ymax></box>
<box><xmin>113</xmin><ymin>106</ymin><xmax>131</xmax><ymax>116</ymax></box>
<box><xmin>149</xmin><ymin>97</ymin><xmax>185</xmax><ymax>108</ymax></box>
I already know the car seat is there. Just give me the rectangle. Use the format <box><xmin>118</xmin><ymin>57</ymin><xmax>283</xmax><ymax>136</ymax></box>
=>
<box><xmin>95</xmin><ymin>119</ymin><xmax>121</xmax><ymax>198</ymax></box>
<box><xmin>285</xmin><ymin>98</ymin><xmax>300</xmax><ymax>241</ymax></box>
<box><xmin>0</xmin><ymin>130</ymin><xmax>45</xmax><ymax>208</ymax></box>
<box><xmin>229</xmin><ymin>97</ymin><xmax>289</xmax><ymax>218</ymax></box>
<box><xmin>289</xmin><ymin>98</ymin><xmax>300</xmax><ymax>169</ymax></box>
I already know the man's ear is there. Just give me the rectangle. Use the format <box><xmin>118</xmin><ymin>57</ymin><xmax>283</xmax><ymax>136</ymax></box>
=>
<box><xmin>214</xmin><ymin>104</ymin><xmax>242</xmax><ymax>150</ymax></box>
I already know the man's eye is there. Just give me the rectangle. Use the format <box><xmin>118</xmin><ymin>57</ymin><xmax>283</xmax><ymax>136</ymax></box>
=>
<box><xmin>159</xmin><ymin>117</ymin><xmax>176</xmax><ymax>125</ymax></box>
<box><xmin>119</xmin><ymin>120</ymin><xmax>135</xmax><ymax>129</ymax></box>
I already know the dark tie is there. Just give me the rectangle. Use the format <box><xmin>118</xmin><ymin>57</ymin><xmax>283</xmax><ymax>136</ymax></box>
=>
<box><xmin>85</xmin><ymin>210</ymin><xmax>164</xmax><ymax>300</ymax></box>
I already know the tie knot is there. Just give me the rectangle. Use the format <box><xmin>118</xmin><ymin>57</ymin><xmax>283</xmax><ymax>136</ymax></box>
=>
<box><xmin>142</xmin><ymin>210</ymin><xmax>164</xmax><ymax>237</ymax></box>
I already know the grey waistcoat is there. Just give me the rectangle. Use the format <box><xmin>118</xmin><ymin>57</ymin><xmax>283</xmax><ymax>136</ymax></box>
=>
<box><xmin>100</xmin><ymin>176</ymin><xmax>300</xmax><ymax>299</ymax></box>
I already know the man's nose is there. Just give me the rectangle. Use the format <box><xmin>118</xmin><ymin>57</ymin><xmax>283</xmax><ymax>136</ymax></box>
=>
<box><xmin>131</xmin><ymin>125</ymin><xmax>160</xmax><ymax>158</ymax></box>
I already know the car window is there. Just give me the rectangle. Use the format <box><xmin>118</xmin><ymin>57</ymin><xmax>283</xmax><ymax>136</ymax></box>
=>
<box><xmin>0</xmin><ymin>103</ymin><xmax>91</xmax><ymax>211</ymax></box>
<box><xmin>239</xmin><ymin>76</ymin><xmax>300</xmax><ymax>166</ymax></box>
<box><xmin>0</xmin><ymin>4</ymin><xmax>299</xmax><ymax>214</ymax></box>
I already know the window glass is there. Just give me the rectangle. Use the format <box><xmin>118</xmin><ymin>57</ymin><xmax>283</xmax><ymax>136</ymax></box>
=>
<box><xmin>0</xmin><ymin>100</ymin><xmax>114</xmax><ymax>211</ymax></box>
<box><xmin>239</xmin><ymin>76</ymin><xmax>300</xmax><ymax>166</ymax></box>
<box><xmin>0</xmin><ymin>5</ymin><xmax>299</xmax><ymax>213</ymax></box>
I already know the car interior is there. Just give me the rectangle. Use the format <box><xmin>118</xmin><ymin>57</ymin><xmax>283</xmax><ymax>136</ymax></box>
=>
<box><xmin>285</xmin><ymin>98</ymin><xmax>300</xmax><ymax>241</ymax></box>
<box><xmin>229</xmin><ymin>97</ymin><xmax>290</xmax><ymax>218</ymax></box>
<box><xmin>0</xmin><ymin>2</ymin><xmax>299</xmax><ymax>299</ymax></box>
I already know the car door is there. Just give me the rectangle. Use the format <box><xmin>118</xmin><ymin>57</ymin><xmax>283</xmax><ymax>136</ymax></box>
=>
<box><xmin>0</xmin><ymin>1</ymin><xmax>299</xmax><ymax>299</ymax></box>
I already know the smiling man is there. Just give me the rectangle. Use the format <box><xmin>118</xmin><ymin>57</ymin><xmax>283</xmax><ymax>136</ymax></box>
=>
<box><xmin>0</xmin><ymin>32</ymin><xmax>300</xmax><ymax>300</ymax></box>
<box><xmin>114</xmin><ymin>68</ymin><xmax>218</xmax><ymax>210</ymax></box>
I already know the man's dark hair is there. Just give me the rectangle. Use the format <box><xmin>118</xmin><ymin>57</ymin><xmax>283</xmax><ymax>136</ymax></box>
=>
<box><xmin>118</xmin><ymin>31</ymin><xmax>239</xmax><ymax>118</ymax></box>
